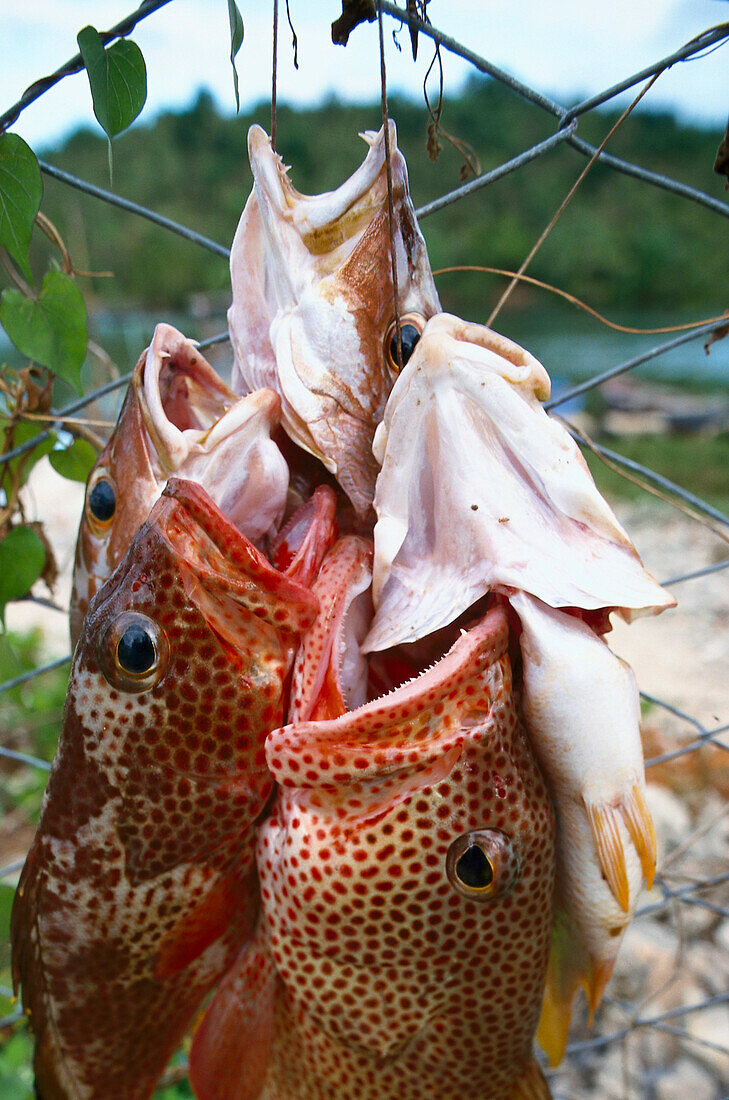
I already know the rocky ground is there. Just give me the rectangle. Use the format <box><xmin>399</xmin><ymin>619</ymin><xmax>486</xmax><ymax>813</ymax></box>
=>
<box><xmin>5</xmin><ymin>465</ymin><xmax>729</xmax><ymax>1099</ymax></box>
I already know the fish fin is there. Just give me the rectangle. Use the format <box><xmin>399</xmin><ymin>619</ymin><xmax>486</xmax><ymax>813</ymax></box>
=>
<box><xmin>508</xmin><ymin>1057</ymin><xmax>553</xmax><ymax>1099</ymax></box>
<box><xmin>155</xmin><ymin>868</ymin><xmax>256</xmax><ymax>981</ymax></box>
<box><xmin>619</xmin><ymin>783</ymin><xmax>656</xmax><ymax>889</ymax></box>
<box><xmin>584</xmin><ymin>957</ymin><xmax>615</xmax><ymax>1024</ymax></box>
<box><xmin>189</xmin><ymin>935</ymin><xmax>275</xmax><ymax>1100</ymax></box>
<box><xmin>584</xmin><ymin>800</ymin><xmax>630</xmax><ymax>912</ymax></box>
<box><xmin>536</xmin><ymin>915</ymin><xmax>580</xmax><ymax>1067</ymax></box>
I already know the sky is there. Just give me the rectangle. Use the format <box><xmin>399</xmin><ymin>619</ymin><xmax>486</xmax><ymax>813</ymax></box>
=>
<box><xmin>1</xmin><ymin>1</ymin><xmax>727</xmax><ymax>152</ymax></box>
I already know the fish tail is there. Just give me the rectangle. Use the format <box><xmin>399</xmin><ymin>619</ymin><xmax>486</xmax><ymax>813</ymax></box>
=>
<box><xmin>619</xmin><ymin>783</ymin><xmax>657</xmax><ymax>889</ymax></box>
<box><xmin>584</xmin><ymin>799</ymin><xmax>630</xmax><ymax>912</ymax></box>
<box><xmin>536</xmin><ymin>914</ymin><xmax>581</xmax><ymax>1067</ymax></box>
<box><xmin>508</xmin><ymin>1057</ymin><xmax>553</xmax><ymax>1099</ymax></box>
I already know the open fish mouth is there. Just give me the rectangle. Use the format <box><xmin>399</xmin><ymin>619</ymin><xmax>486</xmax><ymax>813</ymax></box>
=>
<box><xmin>229</xmin><ymin>123</ymin><xmax>441</xmax><ymax>516</ymax></box>
<box><xmin>137</xmin><ymin>325</ymin><xmax>288</xmax><ymax>542</ymax></box>
<box><xmin>246</xmin><ymin>122</ymin><xmax>399</xmax><ymax>274</ymax></box>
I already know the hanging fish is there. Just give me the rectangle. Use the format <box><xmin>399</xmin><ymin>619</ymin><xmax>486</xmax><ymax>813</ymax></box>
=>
<box><xmin>363</xmin><ymin>312</ymin><xmax>674</xmax><ymax>1053</ymax></box>
<box><xmin>228</xmin><ymin>121</ymin><xmax>441</xmax><ymax>516</ymax></box>
<box><xmin>190</xmin><ymin>603</ymin><xmax>556</xmax><ymax>1099</ymax></box>
<box><xmin>71</xmin><ymin>322</ymin><xmax>288</xmax><ymax>646</ymax></box>
<box><xmin>12</xmin><ymin>478</ymin><xmax>336</xmax><ymax>1100</ymax></box>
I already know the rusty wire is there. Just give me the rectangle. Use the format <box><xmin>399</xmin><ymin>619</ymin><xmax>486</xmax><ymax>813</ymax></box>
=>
<box><xmin>1</xmin><ymin>2</ymin><xmax>728</xmax><ymax>1096</ymax></box>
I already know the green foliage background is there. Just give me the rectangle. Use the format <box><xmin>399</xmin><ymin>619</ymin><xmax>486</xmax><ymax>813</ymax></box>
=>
<box><xmin>33</xmin><ymin>80</ymin><xmax>727</xmax><ymax>321</ymax></box>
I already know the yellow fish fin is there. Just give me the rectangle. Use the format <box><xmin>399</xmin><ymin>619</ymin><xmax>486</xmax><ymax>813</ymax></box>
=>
<box><xmin>584</xmin><ymin>799</ymin><xmax>630</xmax><ymax>911</ymax></box>
<box><xmin>619</xmin><ymin>783</ymin><xmax>657</xmax><ymax>888</ymax></box>
<box><xmin>536</xmin><ymin>915</ymin><xmax>580</xmax><ymax>1067</ymax></box>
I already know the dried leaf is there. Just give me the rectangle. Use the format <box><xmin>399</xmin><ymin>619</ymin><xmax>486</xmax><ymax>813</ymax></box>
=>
<box><xmin>426</xmin><ymin>119</ymin><xmax>442</xmax><ymax>163</ymax></box>
<box><xmin>704</xmin><ymin>321</ymin><xmax>729</xmax><ymax>355</ymax></box>
<box><xmin>331</xmin><ymin>0</ymin><xmax>376</xmax><ymax>46</ymax></box>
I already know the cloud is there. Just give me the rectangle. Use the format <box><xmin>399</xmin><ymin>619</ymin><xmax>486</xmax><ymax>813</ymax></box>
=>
<box><xmin>1</xmin><ymin>1</ymin><xmax>726</xmax><ymax>150</ymax></box>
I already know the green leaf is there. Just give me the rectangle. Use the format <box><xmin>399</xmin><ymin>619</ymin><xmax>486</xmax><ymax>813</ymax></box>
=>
<box><xmin>0</xmin><ymin>416</ymin><xmax>57</xmax><ymax>489</ymax></box>
<box><xmin>0</xmin><ymin>270</ymin><xmax>87</xmax><ymax>393</ymax></box>
<box><xmin>0</xmin><ymin>527</ymin><xmax>46</xmax><ymax>621</ymax></box>
<box><xmin>77</xmin><ymin>26</ymin><xmax>147</xmax><ymax>140</ymax></box>
<box><xmin>49</xmin><ymin>437</ymin><xmax>96</xmax><ymax>482</ymax></box>
<box><xmin>0</xmin><ymin>133</ymin><xmax>42</xmax><ymax>285</ymax></box>
<box><xmin>227</xmin><ymin>0</ymin><xmax>245</xmax><ymax>113</ymax></box>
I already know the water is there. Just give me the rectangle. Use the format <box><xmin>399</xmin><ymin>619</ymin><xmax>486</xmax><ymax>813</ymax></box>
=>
<box><xmin>505</xmin><ymin>308</ymin><xmax>729</xmax><ymax>389</ymax></box>
<box><xmin>1</xmin><ymin>305</ymin><xmax>726</xmax><ymax>424</ymax></box>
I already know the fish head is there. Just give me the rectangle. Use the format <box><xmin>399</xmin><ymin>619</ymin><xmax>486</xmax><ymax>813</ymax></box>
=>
<box><xmin>80</xmin><ymin>475</ymin><xmax>319</xmax><ymax>702</ymax></box>
<box><xmin>256</xmin><ymin>606</ymin><xmax>555</xmax><ymax>1091</ymax></box>
<box><xmin>228</xmin><ymin>122</ymin><xmax>441</xmax><ymax>516</ymax></box>
<box><xmin>366</xmin><ymin>312</ymin><xmax>674</xmax><ymax>652</ymax></box>
<box><xmin>70</xmin><ymin>476</ymin><xmax>320</xmax><ymax>880</ymax></box>
<box><xmin>70</xmin><ymin>323</ymin><xmax>288</xmax><ymax>645</ymax></box>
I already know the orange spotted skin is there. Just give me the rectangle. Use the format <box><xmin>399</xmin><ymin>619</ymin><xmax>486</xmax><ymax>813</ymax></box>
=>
<box><xmin>11</xmin><ymin>479</ymin><xmax>320</xmax><ymax>1100</ymax></box>
<box><xmin>192</xmin><ymin>605</ymin><xmax>555</xmax><ymax>1098</ymax></box>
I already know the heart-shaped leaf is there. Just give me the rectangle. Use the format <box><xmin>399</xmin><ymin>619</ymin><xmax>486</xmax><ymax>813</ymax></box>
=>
<box><xmin>0</xmin><ymin>526</ymin><xmax>46</xmax><ymax>621</ymax></box>
<box><xmin>78</xmin><ymin>25</ymin><xmax>147</xmax><ymax>140</ymax></box>
<box><xmin>227</xmin><ymin>0</ymin><xmax>245</xmax><ymax>113</ymax></box>
<box><xmin>0</xmin><ymin>270</ymin><xmax>87</xmax><ymax>393</ymax></box>
<box><xmin>49</xmin><ymin>437</ymin><xmax>97</xmax><ymax>482</ymax></box>
<box><xmin>0</xmin><ymin>133</ymin><xmax>42</xmax><ymax>284</ymax></box>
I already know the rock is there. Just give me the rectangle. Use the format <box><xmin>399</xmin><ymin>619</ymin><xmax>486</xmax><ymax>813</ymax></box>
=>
<box><xmin>683</xmin><ymin>1005</ymin><xmax>729</xmax><ymax>1079</ymax></box>
<box><xmin>646</xmin><ymin>783</ymin><xmax>692</xmax><ymax>859</ymax></box>
<box><xmin>615</xmin><ymin>920</ymin><xmax>681</xmax><ymax>999</ymax></box>
<box><xmin>686</xmin><ymin>942</ymin><xmax>729</xmax><ymax>998</ymax></box>
<box><xmin>654</xmin><ymin>1056</ymin><xmax>723</xmax><ymax>1100</ymax></box>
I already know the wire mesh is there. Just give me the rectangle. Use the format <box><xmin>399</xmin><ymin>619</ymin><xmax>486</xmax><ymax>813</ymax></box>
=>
<box><xmin>1</xmin><ymin>3</ymin><xmax>728</xmax><ymax>1098</ymax></box>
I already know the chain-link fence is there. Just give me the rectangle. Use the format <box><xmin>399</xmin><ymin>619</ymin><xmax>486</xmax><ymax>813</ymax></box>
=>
<box><xmin>1</xmin><ymin>3</ymin><xmax>728</xmax><ymax>1097</ymax></box>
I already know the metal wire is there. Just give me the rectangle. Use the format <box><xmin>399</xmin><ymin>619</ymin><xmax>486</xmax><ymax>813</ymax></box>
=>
<box><xmin>39</xmin><ymin>161</ymin><xmax>231</xmax><ymax>259</ymax></box>
<box><xmin>2</xmin><ymin>3</ymin><xmax>728</xmax><ymax>1098</ymax></box>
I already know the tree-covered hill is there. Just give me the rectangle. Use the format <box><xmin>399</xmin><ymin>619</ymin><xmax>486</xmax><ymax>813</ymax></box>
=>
<box><xmin>33</xmin><ymin>79</ymin><xmax>727</xmax><ymax>322</ymax></box>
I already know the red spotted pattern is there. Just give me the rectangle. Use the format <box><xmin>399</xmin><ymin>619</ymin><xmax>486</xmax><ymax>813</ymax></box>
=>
<box><xmin>192</xmin><ymin>606</ymin><xmax>555</xmax><ymax>1099</ymax></box>
<box><xmin>11</xmin><ymin>480</ymin><xmax>319</xmax><ymax>1100</ymax></box>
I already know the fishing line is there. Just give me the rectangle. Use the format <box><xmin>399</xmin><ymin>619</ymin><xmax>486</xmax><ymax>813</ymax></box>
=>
<box><xmin>434</xmin><ymin>265</ymin><xmax>729</xmax><ymax>336</ymax></box>
<box><xmin>271</xmin><ymin>0</ymin><xmax>279</xmax><ymax>150</ymax></box>
<box><xmin>487</xmin><ymin>69</ymin><xmax>663</xmax><ymax>327</ymax></box>
<box><xmin>378</xmin><ymin>0</ymin><xmax>403</xmax><ymax>371</ymax></box>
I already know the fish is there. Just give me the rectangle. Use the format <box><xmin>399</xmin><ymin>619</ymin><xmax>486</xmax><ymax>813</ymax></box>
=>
<box><xmin>361</xmin><ymin>312</ymin><xmax>674</xmax><ymax>1055</ymax></box>
<box><xmin>11</xmin><ymin>477</ymin><xmax>337</xmax><ymax>1100</ymax></box>
<box><xmin>71</xmin><ymin>322</ymin><xmax>288</xmax><ymax>646</ymax></box>
<box><xmin>228</xmin><ymin>121</ymin><xmax>441</xmax><ymax>516</ymax></box>
<box><xmin>510</xmin><ymin>591</ymin><xmax>652</xmax><ymax>1064</ymax></box>
<box><xmin>190</xmin><ymin>586</ymin><xmax>556</xmax><ymax>1097</ymax></box>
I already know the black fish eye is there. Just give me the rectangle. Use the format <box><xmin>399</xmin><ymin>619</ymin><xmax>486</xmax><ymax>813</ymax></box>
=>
<box><xmin>384</xmin><ymin>313</ymin><xmax>426</xmax><ymax>373</ymax></box>
<box><xmin>117</xmin><ymin>622</ymin><xmax>157</xmax><ymax>675</ymax></box>
<box><xmin>446</xmin><ymin>829</ymin><xmax>519</xmax><ymax>901</ymax></box>
<box><xmin>455</xmin><ymin>844</ymin><xmax>494</xmax><ymax>890</ymax></box>
<box><xmin>88</xmin><ymin>477</ymin><xmax>116</xmax><ymax>524</ymax></box>
<box><xmin>389</xmin><ymin>323</ymin><xmax>421</xmax><ymax>368</ymax></box>
<box><xmin>98</xmin><ymin>612</ymin><xmax>169</xmax><ymax>693</ymax></box>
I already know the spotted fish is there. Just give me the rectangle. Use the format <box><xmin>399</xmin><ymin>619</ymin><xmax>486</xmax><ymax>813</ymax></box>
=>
<box><xmin>71</xmin><ymin>322</ymin><xmax>287</xmax><ymax>646</ymax></box>
<box><xmin>363</xmin><ymin>311</ymin><xmax>674</xmax><ymax>1055</ymax></box>
<box><xmin>12</xmin><ymin>478</ymin><xmax>336</xmax><ymax>1099</ymax></box>
<box><xmin>190</xmin><ymin>599</ymin><xmax>556</xmax><ymax>1099</ymax></box>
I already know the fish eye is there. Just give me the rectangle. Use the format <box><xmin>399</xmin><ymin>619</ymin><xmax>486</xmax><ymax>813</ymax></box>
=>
<box><xmin>384</xmin><ymin>313</ymin><xmax>426</xmax><ymax>373</ymax></box>
<box><xmin>86</xmin><ymin>470</ymin><xmax>117</xmax><ymax>534</ymax></box>
<box><xmin>446</xmin><ymin>829</ymin><xmax>520</xmax><ymax>901</ymax></box>
<box><xmin>98</xmin><ymin>612</ymin><xmax>169</xmax><ymax>693</ymax></box>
